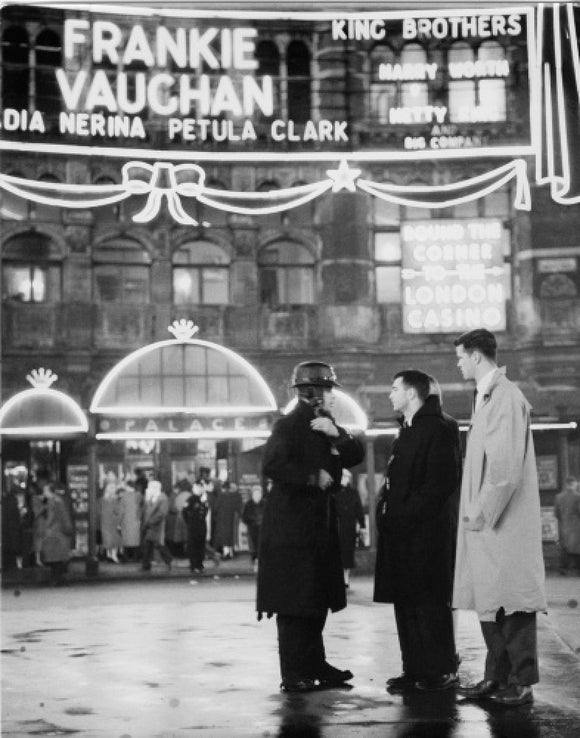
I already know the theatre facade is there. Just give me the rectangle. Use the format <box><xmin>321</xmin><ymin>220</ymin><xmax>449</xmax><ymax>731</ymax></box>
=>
<box><xmin>1</xmin><ymin>1</ymin><xmax>580</xmax><ymax>551</ymax></box>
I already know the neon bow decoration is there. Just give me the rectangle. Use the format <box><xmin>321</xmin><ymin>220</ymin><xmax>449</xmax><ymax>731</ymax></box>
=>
<box><xmin>0</xmin><ymin>157</ymin><xmax>532</xmax><ymax>225</ymax></box>
<box><xmin>122</xmin><ymin>161</ymin><xmax>205</xmax><ymax>224</ymax></box>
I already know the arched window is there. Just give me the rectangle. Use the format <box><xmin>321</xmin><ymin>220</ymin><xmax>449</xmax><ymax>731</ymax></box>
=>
<box><xmin>93</xmin><ymin>237</ymin><xmax>151</xmax><ymax>303</ymax></box>
<box><xmin>173</xmin><ymin>240</ymin><xmax>230</xmax><ymax>305</ymax></box>
<box><xmin>2</xmin><ymin>232</ymin><xmax>61</xmax><ymax>303</ymax></box>
<box><xmin>35</xmin><ymin>29</ymin><xmax>61</xmax><ymax>115</ymax></box>
<box><xmin>258</xmin><ymin>240</ymin><xmax>315</xmax><ymax>306</ymax></box>
<box><xmin>369</xmin><ymin>43</ymin><xmax>429</xmax><ymax>122</ymax></box>
<box><xmin>287</xmin><ymin>40</ymin><xmax>310</xmax><ymax>122</ymax></box>
<box><xmin>256</xmin><ymin>40</ymin><xmax>280</xmax><ymax>115</ymax></box>
<box><xmin>1</xmin><ymin>26</ymin><xmax>29</xmax><ymax>110</ymax></box>
<box><xmin>448</xmin><ymin>40</ymin><xmax>507</xmax><ymax>123</ymax></box>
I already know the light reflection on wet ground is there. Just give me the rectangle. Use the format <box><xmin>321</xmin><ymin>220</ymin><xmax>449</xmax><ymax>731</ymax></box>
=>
<box><xmin>2</xmin><ymin>578</ymin><xmax>579</xmax><ymax>737</ymax></box>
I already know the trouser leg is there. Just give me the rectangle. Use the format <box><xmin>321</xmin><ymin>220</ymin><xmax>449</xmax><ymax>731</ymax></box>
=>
<box><xmin>394</xmin><ymin>603</ymin><xmax>415</xmax><ymax>678</ymax></box>
<box><xmin>559</xmin><ymin>546</ymin><xmax>570</xmax><ymax>572</ymax></box>
<box><xmin>395</xmin><ymin>603</ymin><xmax>456</xmax><ymax>681</ymax></box>
<box><xmin>417</xmin><ymin>603</ymin><xmax>457</xmax><ymax>679</ymax></box>
<box><xmin>481</xmin><ymin>609</ymin><xmax>539</xmax><ymax>686</ymax></box>
<box><xmin>157</xmin><ymin>543</ymin><xmax>173</xmax><ymax>565</ymax></box>
<box><xmin>188</xmin><ymin>527</ymin><xmax>205</xmax><ymax>569</ymax></box>
<box><xmin>276</xmin><ymin>613</ymin><xmax>327</xmax><ymax>683</ymax></box>
<box><xmin>141</xmin><ymin>540</ymin><xmax>154</xmax><ymax>569</ymax></box>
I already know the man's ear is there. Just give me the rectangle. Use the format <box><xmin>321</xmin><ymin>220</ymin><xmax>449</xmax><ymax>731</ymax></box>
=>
<box><xmin>472</xmin><ymin>349</ymin><xmax>482</xmax><ymax>365</ymax></box>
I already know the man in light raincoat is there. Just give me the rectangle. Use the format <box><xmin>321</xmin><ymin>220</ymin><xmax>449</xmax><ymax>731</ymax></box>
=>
<box><xmin>453</xmin><ymin>328</ymin><xmax>546</xmax><ymax>707</ymax></box>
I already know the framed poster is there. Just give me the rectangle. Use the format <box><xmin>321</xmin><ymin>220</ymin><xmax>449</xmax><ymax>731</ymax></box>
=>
<box><xmin>536</xmin><ymin>456</ymin><xmax>558</xmax><ymax>491</ymax></box>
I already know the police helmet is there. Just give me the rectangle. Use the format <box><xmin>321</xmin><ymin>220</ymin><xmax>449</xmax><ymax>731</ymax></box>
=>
<box><xmin>290</xmin><ymin>361</ymin><xmax>340</xmax><ymax>388</ymax></box>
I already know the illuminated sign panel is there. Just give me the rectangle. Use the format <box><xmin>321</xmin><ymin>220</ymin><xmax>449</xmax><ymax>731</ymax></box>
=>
<box><xmin>401</xmin><ymin>218</ymin><xmax>507</xmax><ymax>333</ymax></box>
<box><xmin>96</xmin><ymin>414</ymin><xmax>272</xmax><ymax>439</ymax></box>
<box><xmin>0</xmin><ymin>4</ymin><xmax>534</xmax><ymax>162</ymax></box>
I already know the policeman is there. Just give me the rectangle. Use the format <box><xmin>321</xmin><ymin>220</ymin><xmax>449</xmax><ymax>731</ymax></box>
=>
<box><xmin>256</xmin><ymin>361</ymin><xmax>365</xmax><ymax>692</ymax></box>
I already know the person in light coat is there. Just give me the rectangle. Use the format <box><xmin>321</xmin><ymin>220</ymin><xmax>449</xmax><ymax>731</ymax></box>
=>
<box><xmin>141</xmin><ymin>480</ymin><xmax>173</xmax><ymax>572</ymax></box>
<box><xmin>453</xmin><ymin>328</ymin><xmax>546</xmax><ymax>707</ymax></box>
<box><xmin>119</xmin><ymin>478</ymin><xmax>143</xmax><ymax>561</ymax></box>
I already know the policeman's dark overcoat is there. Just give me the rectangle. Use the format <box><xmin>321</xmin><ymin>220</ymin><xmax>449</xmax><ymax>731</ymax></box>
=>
<box><xmin>257</xmin><ymin>400</ymin><xmax>365</xmax><ymax>617</ymax></box>
<box><xmin>373</xmin><ymin>399</ymin><xmax>460</xmax><ymax>606</ymax></box>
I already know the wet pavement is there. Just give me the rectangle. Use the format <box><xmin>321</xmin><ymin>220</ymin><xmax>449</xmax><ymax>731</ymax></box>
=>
<box><xmin>2</xmin><ymin>575</ymin><xmax>580</xmax><ymax>737</ymax></box>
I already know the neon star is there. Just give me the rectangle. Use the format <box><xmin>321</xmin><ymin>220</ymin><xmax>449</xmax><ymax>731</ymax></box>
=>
<box><xmin>326</xmin><ymin>160</ymin><xmax>361</xmax><ymax>192</ymax></box>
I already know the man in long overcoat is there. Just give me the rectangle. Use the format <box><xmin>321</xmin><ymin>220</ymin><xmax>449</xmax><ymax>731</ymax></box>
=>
<box><xmin>257</xmin><ymin>361</ymin><xmax>365</xmax><ymax>693</ymax></box>
<box><xmin>454</xmin><ymin>328</ymin><xmax>546</xmax><ymax>707</ymax></box>
<box><xmin>141</xmin><ymin>480</ymin><xmax>173</xmax><ymax>572</ymax></box>
<box><xmin>374</xmin><ymin>369</ymin><xmax>461</xmax><ymax>692</ymax></box>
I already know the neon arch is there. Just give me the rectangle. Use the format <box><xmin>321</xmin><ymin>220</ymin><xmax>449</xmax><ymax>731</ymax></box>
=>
<box><xmin>283</xmin><ymin>388</ymin><xmax>369</xmax><ymax>432</ymax></box>
<box><xmin>90</xmin><ymin>320</ymin><xmax>278</xmax><ymax>416</ymax></box>
<box><xmin>0</xmin><ymin>369</ymin><xmax>88</xmax><ymax>436</ymax></box>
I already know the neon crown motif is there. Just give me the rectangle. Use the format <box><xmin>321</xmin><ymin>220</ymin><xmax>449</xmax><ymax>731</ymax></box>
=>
<box><xmin>26</xmin><ymin>368</ymin><xmax>58</xmax><ymax>388</ymax></box>
<box><xmin>168</xmin><ymin>319</ymin><xmax>200</xmax><ymax>341</ymax></box>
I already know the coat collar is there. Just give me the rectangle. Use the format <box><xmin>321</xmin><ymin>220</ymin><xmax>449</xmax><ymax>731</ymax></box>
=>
<box><xmin>398</xmin><ymin>395</ymin><xmax>443</xmax><ymax>428</ymax></box>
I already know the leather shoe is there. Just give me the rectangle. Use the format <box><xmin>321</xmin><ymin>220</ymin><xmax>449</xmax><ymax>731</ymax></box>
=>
<box><xmin>386</xmin><ymin>674</ymin><xmax>417</xmax><ymax>694</ymax></box>
<box><xmin>317</xmin><ymin>663</ymin><xmax>354</xmax><ymax>686</ymax></box>
<box><xmin>280</xmin><ymin>678</ymin><xmax>317</xmax><ymax>693</ymax></box>
<box><xmin>415</xmin><ymin>673</ymin><xmax>459</xmax><ymax>692</ymax></box>
<box><xmin>386</xmin><ymin>674</ymin><xmax>416</xmax><ymax>689</ymax></box>
<box><xmin>489</xmin><ymin>685</ymin><xmax>533</xmax><ymax>706</ymax></box>
<box><xmin>458</xmin><ymin>679</ymin><xmax>501</xmax><ymax>700</ymax></box>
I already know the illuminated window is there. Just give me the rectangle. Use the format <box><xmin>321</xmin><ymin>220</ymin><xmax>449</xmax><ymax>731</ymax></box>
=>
<box><xmin>173</xmin><ymin>240</ymin><xmax>230</xmax><ymax>305</ymax></box>
<box><xmin>370</xmin><ymin>42</ymin><xmax>429</xmax><ymax>122</ymax></box>
<box><xmin>287</xmin><ymin>40</ymin><xmax>311</xmax><ymax>123</ymax></box>
<box><xmin>2</xmin><ymin>232</ymin><xmax>61</xmax><ymax>303</ymax></box>
<box><xmin>93</xmin><ymin>238</ymin><xmax>151</xmax><ymax>304</ymax></box>
<box><xmin>1</xmin><ymin>25</ymin><xmax>29</xmax><ymax>110</ymax></box>
<box><xmin>35</xmin><ymin>29</ymin><xmax>61</xmax><ymax>115</ymax></box>
<box><xmin>258</xmin><ymin>240</ymin><xmax>315</xmax><ymax>306</ymax></box>
<box><xmin>448</xmin><ymin>41</ymin><xmax>507</xmax><ymax>123</ymax></box>
<box><xmin>374</xmin><ymin>232</ymin><xmax>401</xmax><ymax>303</ymax></box>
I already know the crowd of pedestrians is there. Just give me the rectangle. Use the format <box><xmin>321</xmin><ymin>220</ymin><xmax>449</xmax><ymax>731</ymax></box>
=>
<box><xmin>1</xmin><ymin>464</ymin><xmax>267</xmax><ymax>584</ymax></box>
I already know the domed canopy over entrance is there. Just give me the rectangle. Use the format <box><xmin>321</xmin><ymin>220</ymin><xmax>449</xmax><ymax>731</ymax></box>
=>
<box><xmin>0</xmin><ymin>369</ymin><xmax>88</xmax><ymax>438</ymax></box>
<box><xmin>90</xmin><ymin>320</ymin><xmax>277</xmax><ymax>439</ymax></box>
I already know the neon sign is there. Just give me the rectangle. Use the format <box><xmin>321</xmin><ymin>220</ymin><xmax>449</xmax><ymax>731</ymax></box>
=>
<box><xmin>0</xmin><ymin>3</ymin><xmax>534</xmax><ymax>159</ymax></box>
<box><xmin>401</xmin><ymin>218</ymin><xmax>507</xmax><ymax>334</ymax></box>
<box><xmin>0</xmin><ymin>368</ymin><xmax>89</xmax><ymax>436</ymax></box>
<box><xmin>0</xmin><ymin>3</ymin><xmax>578</xmax><ymax>211</ymax></box>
